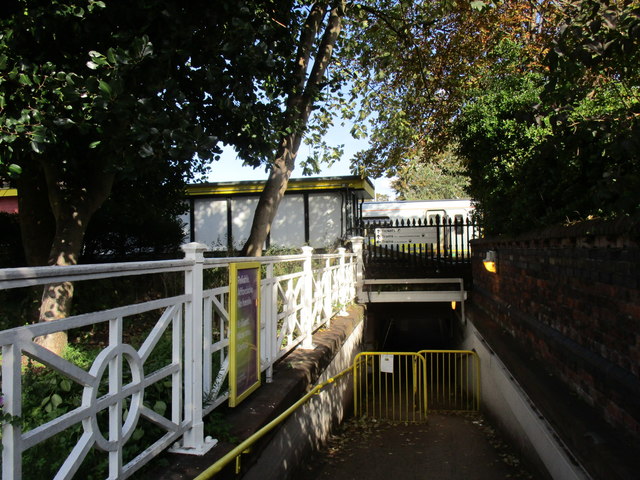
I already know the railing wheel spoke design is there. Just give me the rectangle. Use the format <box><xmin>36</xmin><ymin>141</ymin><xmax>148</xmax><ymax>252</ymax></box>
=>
<box><xmin>83</xmin><ymin>343</ymin><xmax>145</xmax><ymax>452</ymax></box>
<box><xmin>1</xmin><ymin>244</ymin><xmax>358</xmax><ymax>479</ymax></box>
<box><xmin>2</xmin><ymin>298</ymin><xmax>186</xmax><ymax>479</ymax></box>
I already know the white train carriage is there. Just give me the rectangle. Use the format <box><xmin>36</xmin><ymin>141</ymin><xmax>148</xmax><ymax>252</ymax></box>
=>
<box><xmin>362</xmin><ymin>199</ymin><xmax>474</xmax><ymax>225</ymax></box>
<box><xmin>361</xmin><ymin>199</ymin><xmax>477</xmax><ymax>258</ymax></box>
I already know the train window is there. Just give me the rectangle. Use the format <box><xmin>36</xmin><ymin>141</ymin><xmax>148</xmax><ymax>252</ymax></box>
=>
<box><xmin>426</xmin><ymin>210</ymin><xmax>445</xmax><ymax>225</ymax></box>
<box><xmin>454</xmin><ymin>214</ymin><xmax>464</xmax><ymax>235</ymax></box>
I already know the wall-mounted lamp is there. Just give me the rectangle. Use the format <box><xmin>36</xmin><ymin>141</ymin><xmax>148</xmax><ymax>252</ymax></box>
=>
<box><xmin>483</xmin><ymin>250</ymin><xmax>497</xmax><ymax>273</ymax></box>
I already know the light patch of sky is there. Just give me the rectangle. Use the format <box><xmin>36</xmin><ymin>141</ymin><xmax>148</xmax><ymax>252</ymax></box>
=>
<box><xmin>206</xmin><ymin>123</ymin><xmax>396</xmax><ymax>200</ymax></box>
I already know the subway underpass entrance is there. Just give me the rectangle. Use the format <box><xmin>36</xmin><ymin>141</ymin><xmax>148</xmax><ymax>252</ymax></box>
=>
<box><xmin>302</xmin><ymin>351</ymin><xmax>545</xmax><ymax>480</ymax></box>
<box><xmin>365</xmin><ymin>301</ymin><xmax>463</xmax><ymax>351</ymax></box>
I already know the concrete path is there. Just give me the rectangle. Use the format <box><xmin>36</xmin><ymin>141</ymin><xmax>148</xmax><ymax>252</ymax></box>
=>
<box><xmin>298</xmin><ymin>413</ymin><xmax>545</xmax><ymax>480</ymax></box>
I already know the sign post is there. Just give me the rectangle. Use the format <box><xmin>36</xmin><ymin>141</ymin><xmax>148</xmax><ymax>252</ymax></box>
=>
<box><xmin>229</xmin><ymin>262</ymin><xmax>261</xmax><ymax>407</ymax></box>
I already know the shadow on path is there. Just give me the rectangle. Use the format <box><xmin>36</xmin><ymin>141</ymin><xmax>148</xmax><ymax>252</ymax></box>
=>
<box><xmin>298</xmin><ymin>413</ymin><xmax>546</xmax><ymax>480</ymax></box>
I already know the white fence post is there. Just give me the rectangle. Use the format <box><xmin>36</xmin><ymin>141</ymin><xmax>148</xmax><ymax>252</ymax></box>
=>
<box><xmin>301</xmin><ymin>246</ymin><xmax>315</xmax><ymax>349</ymax></box>
<box><xmin>172</xmin><ymin>242</ymin><xmax>217</xmax><ymax>455</ymax></box>
<box><xmin>2</xmin><ymin>343</ymin><xmax>22</xmax><ymax>480</ymax></box>
<box><xmin>265</xmin><ymin>263</ymin><xmax>275</xmax><ymax>383</ymax></box>
<box><xmin>324</xmin><ymin>257</ymin><xmax>332</xmax><ymax>328</ymax></box>
<box><xmin>350</xmin><ymin>236</ymin><xmax>365</xmax><ymax>303</ymax></box>
<box><xmin>337</xmin><ymin>247</ymin><xmax>349</xmax><ymax>315</ymax></box>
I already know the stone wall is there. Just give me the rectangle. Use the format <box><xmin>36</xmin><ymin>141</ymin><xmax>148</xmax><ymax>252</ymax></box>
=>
<box><xmin>471</xmin><ymin>218</ymin><xmax>640</xmax><ymax>438</ymax></box>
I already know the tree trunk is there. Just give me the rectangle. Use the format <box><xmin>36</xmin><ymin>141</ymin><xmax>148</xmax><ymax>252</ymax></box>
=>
<box><xmin>29</xmin><ymin>156</ymin><xmax>115</xmax><ymax>355</ymax></box>
<box><xmin>242</xmin><ymin>0</ymin><xmax>345</xmax><ymax>256</ymax></box>
<box><xmin>35</xmin><ymin>209</ymin><xmax>93</xmax><ymax>354</ymax></box>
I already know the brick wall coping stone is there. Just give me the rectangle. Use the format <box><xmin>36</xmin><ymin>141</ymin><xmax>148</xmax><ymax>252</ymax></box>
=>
<box><xmin>473</xmin><ymin>217</ymin><xmax>640</xmax><ymax>248</ymax></box>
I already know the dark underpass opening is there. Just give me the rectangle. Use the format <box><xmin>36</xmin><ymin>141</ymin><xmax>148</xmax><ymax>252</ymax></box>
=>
<box><xmin>365</xmin><ymin>301</ymin><xmax>462</xmax><ymax>352</ymax></box>
<box><xmin>299</xmin><ymin>302</ymin><xmax>549</xmax><ymax>480</ymax></box>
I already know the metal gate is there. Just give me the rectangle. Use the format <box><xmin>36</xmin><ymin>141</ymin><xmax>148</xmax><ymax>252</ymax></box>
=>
<box><xmin>419</xmin><ymin>350</ymin><xmax>480</xmax><ymax>412</ymax></box>
<box><xmin>353</xmin><ymin>351</ymin><xmax>480</xmax><ymax>422</ymax></box>
<box><xmin>353</xmin><ymin>352</ymin><xmax>428</xmax><ymax>423</ymax></box>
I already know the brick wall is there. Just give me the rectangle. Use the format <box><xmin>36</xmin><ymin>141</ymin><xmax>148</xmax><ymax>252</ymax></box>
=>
<box><xmin>471</xmin><ymin>218</ymin><xmax>640</xmax><ymax>438</ymax></box>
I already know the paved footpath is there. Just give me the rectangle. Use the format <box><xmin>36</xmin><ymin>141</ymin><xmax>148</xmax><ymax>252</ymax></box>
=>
<box><xmin>297</xmin><ymin>413</ymin><xmax>545</xmax><ymax>480</ymax></box>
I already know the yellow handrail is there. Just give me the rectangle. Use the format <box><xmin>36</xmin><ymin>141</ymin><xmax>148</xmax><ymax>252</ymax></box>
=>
<box><xmin>194</xmin><ymin>349</ymin><xmax>481</xmax><ymax>478</ymax></box>
<box><xmin>194</xmin><ymin>365</ymin><xmax>354</xmax><ymax>480</ymax></box>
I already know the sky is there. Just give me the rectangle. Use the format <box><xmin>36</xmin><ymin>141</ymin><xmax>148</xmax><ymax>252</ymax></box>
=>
<box><xmin>205</xmin><ymin>125</ymin><xmax>396</xmax><ymax>200</ymax></box>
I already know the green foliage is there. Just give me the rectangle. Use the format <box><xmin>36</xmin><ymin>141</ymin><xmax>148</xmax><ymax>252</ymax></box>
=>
<box><xmin>392</xmin><ymin>148</ymin><xmax>469</xmax><ymax>200</ymax></box>
<box><xmin>19</xmin><ymin>346</ymin><xmax>104</xmax><ymax>477</ymax></box>
<box><xmin>454</xmin><ymin>1</ymin><xmax>640</xmax><ymax>235</ymax></box>
<box><xmin>453</xmin><ymin>41</ymin><xmax>551</xmax><ymax>233</ymax></box>
<box><xmin>0</xmin><ymin>0</ymin><xmax>300</xmax><ymax>270</ymax></box>
<box><xmin>0</xmin><ymin>396</ymin><xmax>21</xmax><ymax>429</ymax></box>
<box><xmin>264</xmin><ymin>245</ymin><xmax>306</xmax><ymax>276</ymax></box>
<box><xmin>541</xmin><ymin>0</ymin><xmax>640</xmax><ymax>221</ymax></box>
<box><xmin>339</xmin><ymin>0</ymin><xmax>557</xmax><ymax>178</ymax></box>
<box><xmin>0</xmin><ymin>0</ymin><xmax>294</xmax><ymax>172</ymax></box>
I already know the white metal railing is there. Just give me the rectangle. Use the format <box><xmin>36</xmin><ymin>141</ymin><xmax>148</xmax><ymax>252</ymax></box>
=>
<box><xmin>0</xmin><ymin>243</ymin><xmax>359</xmax><ymax>479</ymax></box>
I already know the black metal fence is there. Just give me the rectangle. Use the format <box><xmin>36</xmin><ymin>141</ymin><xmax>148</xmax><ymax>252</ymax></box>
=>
<box><xmin>356</xmin><ymin>217</ymin><xmax>481</xmax><ymax>271</ymax></box>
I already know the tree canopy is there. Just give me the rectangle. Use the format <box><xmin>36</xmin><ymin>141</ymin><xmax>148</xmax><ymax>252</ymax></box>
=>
<box><xmin>0</xmin><ymin>0</ymin><xmax>298</xmax><ymax>351</ymax></box>
<box><xmin>339</xmin><ymin>0</ymin><xmax>557</xmax><ymax>178</ymax></box>
<box><xmin>2</xmin><ymin>0</ymin><xmax>639</xmax><ymax>348</ymax></box>
<box><xmin>333</xmin><ymin>0</ymin><xmax>638</xmax><ymax>235</ymax></box>
<box><xmin>1</xmin><ymin>0</ymin><xmax>297</xmax><ymax>260</ymax></box>
<box><xmin>391</xmin><ymin>148</ymin><xmax>469</xmax><ymax>200</ymax></box>
<box><xmin>453</xmin><ymin>0</ymin><xmax>640</xmax><ymax>233</ymax></box>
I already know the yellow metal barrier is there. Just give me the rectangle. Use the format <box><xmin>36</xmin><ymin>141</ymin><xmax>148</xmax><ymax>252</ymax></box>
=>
<box><xmin>353</xmin><ymin>352</ymin><xmax>428</xmax><ymax>423</ymax></box>
<box><xmin>193</xmin><ymin>366</ymin><xmax>354</xmax><ymax>480</ymax></box>
<box><xmin>419</xmin><ymin>350</ymin><xmax>480</xmax><ymax>412</ymax></box>
<box><xmin>195</xmin><ymin>350</ymin><xmax>480</xmax><ymax>478</ymax></box>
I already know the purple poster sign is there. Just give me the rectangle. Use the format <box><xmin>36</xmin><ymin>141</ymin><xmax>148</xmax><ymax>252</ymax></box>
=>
<box><xmin>229</xmin><ymin>263</ymin><xmax>261</xmax><ymax>406</ymax></box>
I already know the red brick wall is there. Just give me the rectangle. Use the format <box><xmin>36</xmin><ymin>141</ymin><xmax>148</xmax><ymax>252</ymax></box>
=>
<box><xmin>472</xmin><ymin>218</ymin><xmax>640</xmax><ymax>438</ymax></box>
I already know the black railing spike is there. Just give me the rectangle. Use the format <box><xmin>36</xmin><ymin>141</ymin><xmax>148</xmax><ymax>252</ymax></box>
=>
<box><xmin>359</xmin><ymin>218</ymin><xmax>481</xmax><ymax>272</ymax></box>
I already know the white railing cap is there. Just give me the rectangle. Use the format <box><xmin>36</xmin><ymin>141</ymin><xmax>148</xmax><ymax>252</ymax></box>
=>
<box><xmin>0</xmin><ymin>259</ymin><xmax>192</xmax><ymax>290</ymax></box>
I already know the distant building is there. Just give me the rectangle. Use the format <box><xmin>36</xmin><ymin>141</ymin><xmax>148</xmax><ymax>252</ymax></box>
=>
<box><xmin>182</xmin><ymin>176</ymin><xmax>375</xmax><ymax>251</ymax></box>
<box><xmin>0</xmin><ymin>188</ymin><xmax>18</xmax><ymax>214</ymax></box>
<box><xmin>0</xmin><ymin>176</ymin><xmax>376</xmax><ymax>252</ymax></box>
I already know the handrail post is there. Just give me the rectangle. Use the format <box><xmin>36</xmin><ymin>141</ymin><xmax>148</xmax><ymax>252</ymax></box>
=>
<box><xmin>173</xmin><ymin>242</ymin><xmax>216</xmax><ymax>454</ymax></box>
<box><xmin>350</xmin><ymin>237</ymin><xmax>364</xmax><ymax>303</ymax></box>
<box><xmin>301</xmin><ymin>246</ymin><xmax>315</xmax><ymax>349</ymax></box>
